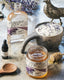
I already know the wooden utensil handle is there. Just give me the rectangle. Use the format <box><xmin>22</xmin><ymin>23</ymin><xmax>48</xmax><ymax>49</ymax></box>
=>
<box><xmin>21</xmin><ymin>31</ymin><xmax>39</xmax><ymax>54</ymax></box>
<box><xmin>61</xmin><ymin>54</ymin><xmax>64</xmax><ymax>55</ymax></box>
<box><xmin>0</xmin><ymin>69</ymin><xmax>4</xmax><ymax>73</ymax></box>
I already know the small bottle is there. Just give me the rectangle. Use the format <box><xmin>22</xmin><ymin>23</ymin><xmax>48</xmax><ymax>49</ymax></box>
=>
<box><xmin>1</xmin><ymin>40</ymin><xmax>8</xmax><ymax>59</ymax></box>
<box><xmin>7</xmin><ymin>1</ymin><xmax>28</xmax><ymax>44</ymax></box>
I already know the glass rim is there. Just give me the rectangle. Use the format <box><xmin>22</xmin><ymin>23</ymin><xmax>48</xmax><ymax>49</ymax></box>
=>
<box><xmin>27</xmin><ymin>45</ymin><xmax>48</xmax><ymax>62</ymax></box>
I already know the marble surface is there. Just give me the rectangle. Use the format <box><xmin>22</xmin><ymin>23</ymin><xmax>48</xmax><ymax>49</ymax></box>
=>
<box><xmin>0</xmin><ymin>41</ymin><xmax>64</xmax><ymax>80</ymax></box>
<box><xmin>0</xmin><ymin>0</ymin><xmax>64</xmax><ymax>80</ymax></box>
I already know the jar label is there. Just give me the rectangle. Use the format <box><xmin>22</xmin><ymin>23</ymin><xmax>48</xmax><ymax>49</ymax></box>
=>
<box><xmin>26</xmin><ymin>57</ymin><xmax>48</xmax><ymax>77</ymax></box>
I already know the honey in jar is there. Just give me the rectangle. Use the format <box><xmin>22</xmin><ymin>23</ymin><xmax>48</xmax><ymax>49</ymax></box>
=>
<box><xmin>26</xmin><ymin>45</ymin><xmax>48</xmax><ymax>79</ymax></box>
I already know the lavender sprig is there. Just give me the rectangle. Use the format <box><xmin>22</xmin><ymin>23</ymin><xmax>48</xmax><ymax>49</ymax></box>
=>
<box><xmin>4</xmin><ymin>0</ymin><xmax>39</xmax><ymax>15</ymax></box>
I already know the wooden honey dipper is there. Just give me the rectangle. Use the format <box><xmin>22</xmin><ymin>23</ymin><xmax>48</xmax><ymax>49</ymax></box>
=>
<box><xmin>49</xmin><ymin>52</ymin><xmax>64</xmax><ymax>63</ymax></box>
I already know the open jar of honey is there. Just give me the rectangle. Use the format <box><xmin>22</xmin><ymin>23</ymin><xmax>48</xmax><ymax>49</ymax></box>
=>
<box><xmin>26</xmin><ymin>45</ymin><xmax>48</xmax><ymax>79</ymax></box>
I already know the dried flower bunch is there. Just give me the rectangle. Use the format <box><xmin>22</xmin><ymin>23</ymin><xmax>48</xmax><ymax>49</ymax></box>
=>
<box><xmin>4</xmin><ymin>0</ymin><xmax>39</xmax><ymax>14</ymax></box>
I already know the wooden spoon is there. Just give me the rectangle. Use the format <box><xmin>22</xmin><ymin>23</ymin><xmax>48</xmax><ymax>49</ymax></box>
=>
<box><xmin>0</xmin><ymin>63</ymin><xmax>17</xmax><ymax>74</ymax></box>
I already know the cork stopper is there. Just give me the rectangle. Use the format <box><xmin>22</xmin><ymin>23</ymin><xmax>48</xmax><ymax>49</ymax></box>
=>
<box><xmin>14</xmin><ymin>2</ymin><xmax>22</xmax><ymax>11</ymax></box>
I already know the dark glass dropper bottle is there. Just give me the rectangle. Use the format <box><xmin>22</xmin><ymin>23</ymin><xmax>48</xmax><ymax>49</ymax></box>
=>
<box><xmin>2</xmin><ymin>40</ymin><xmax>8</xmax><ymax>59</ymax></box>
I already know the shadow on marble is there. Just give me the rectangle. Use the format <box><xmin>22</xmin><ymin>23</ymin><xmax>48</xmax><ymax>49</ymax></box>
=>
<box><xmin>0</xmin><ymin>67</ymin><xmax>21</xmax><ymax>77</ymax></box>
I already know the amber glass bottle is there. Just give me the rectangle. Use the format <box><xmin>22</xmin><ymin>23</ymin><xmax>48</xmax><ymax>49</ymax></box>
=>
<box><xmin>26</xmin><ymin>46</ymin><xmax>48</xmax><ymax>79</ymax></box>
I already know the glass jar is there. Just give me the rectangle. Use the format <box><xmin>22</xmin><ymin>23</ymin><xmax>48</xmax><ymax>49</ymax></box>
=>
<box><xmin>7</xmin><ymin>2</ymin><xmax>28</xmax><ymax>43</ymax></box>
<box><xmin>26</xmin><ymin>45</ymin><xmax>48</xmax><ymax>78</ymax></box>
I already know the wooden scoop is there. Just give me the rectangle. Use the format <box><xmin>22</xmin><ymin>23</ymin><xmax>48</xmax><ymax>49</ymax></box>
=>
<box><xmin>0</xmin><ymin>63</ymin><xmax>17</xmax><ymax>74</ymax></box>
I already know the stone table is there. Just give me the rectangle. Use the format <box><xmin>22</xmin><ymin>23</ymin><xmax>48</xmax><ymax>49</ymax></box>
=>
<box><xmin>0</xmin><ymin>41</ymin><xmax>64</xmax><ymax>80</ymax></box>
<box><xmin>0</xmin><ymin>1</ymin><xmax>64</xmax><ymax>80</ymax></box>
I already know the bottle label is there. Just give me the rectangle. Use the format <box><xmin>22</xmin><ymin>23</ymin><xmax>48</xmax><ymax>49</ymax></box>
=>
<box><xmin>2</xmin><ymin>52</ymin><xmax>8</xmax><ymax>57</ymax></box>
<box><xmin>26</xmin><ymin>57</ymin><xmax>48</xmax><ymax>77</ymax></box>
<box><xmin>7</xmin><ymin>13</ymin><xmax>28</xmax><ymax>42</ymax></box>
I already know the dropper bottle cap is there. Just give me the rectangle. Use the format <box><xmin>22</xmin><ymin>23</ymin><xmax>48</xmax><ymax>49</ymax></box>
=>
<box><xmin>2</xmin><ymin>40</ymin><xmax>8</xmax><ymax>52</ymax></box>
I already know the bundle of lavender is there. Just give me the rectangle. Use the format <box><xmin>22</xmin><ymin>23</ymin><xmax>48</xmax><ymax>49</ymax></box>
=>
<box><xmin>4</xmin><ymin>0</ymin><xmax>39</xmax><ymax>14</ymax></box>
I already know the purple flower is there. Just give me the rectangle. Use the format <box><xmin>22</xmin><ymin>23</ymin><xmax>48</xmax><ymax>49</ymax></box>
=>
<box><xmin>8</xmin><ymin>28</ymin><xmax>18</xmax><ymax>35</ymax></box>
<box><xmin>26</xmin><ymin>67</ymin><xmax>34</xmax><ymax>73</ymax></box>
<box><xmin>5</xmin><ymin>0</ymin><xmax>39</xmax><ymax>15</ymax></box>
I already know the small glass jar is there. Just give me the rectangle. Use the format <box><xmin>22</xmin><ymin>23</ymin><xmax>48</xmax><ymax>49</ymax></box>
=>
<box><xmin>26</xmin><ymin>45</ymin><xmax>48</xmax><ymax>79</ymax></box>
